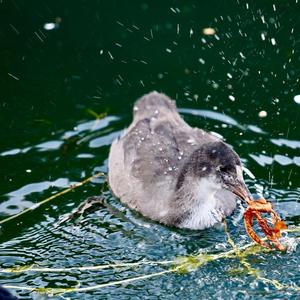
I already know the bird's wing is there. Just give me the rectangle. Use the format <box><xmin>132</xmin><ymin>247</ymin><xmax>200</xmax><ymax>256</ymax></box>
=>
<box><xmin>122</xmin><ymin>114</ymin><xmax>219</xmax><ymax>186</ymax></box>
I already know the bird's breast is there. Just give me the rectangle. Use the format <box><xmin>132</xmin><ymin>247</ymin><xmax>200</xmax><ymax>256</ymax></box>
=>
<box><xmin>178</xmin><ymin>176</ymin><xmax>236</xmax><ymax>229</ymax></box>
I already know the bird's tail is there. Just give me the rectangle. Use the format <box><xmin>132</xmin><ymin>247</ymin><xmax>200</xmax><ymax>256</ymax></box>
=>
<box><xmin>133</xmin><ymin>91</ymin><xmax>177</xmax><ymax>120</ymax></box>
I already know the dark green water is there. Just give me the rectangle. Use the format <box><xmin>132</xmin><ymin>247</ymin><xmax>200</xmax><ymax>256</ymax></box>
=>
<box><xmin>1</xmin><ymin>0</ymin><xmax>300</xmax><ymax>299</ymax></box>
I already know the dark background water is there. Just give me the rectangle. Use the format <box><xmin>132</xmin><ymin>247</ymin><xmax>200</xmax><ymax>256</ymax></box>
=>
<box><xmin>0</xmin><ymin>0</ymin><xmax>300</xmax><ymax>299</ymax></box>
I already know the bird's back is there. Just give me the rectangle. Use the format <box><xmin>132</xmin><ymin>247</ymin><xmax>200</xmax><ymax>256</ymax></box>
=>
<box><xmin>108</xmin><ymin>91</ymin><xmax>219</xmax><ymax>221</ymax></box>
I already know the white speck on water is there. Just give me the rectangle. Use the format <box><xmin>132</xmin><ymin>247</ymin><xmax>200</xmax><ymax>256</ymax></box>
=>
<box><xmin>261</xmin><ymin>33</ymin><xmax>266</xmax><ymax>41</ymax></box>
<box><xmin>108</xmin><ymin>51</ymin><xmax>114</xmax><ymax>59</ymax></box>
<box><xmin>43</xmin><ymin>23</ymin><xmax>56</xmax><ymax>30</ymax></box>
<box><xmin>212</xmin><ymin>82</ymin><xmax>219</xmax><ymax>89</ymax></box>
<box><xmin>26</xmin><ymin>169</ymin><xmax>32</xmax><ymax>173</ymax></box>
<box><xmin>99</xmin><ymin>49</ymin><xmax>103</xmax><ymax>55</ymax></box>
<box><xmin>227</xmin><ymin>73</ymin><xmax>233</xmax><ymax>79</ymax></box>
<box><xmin>177</xmin><ymin>24</ymin><xmax>180</xmax><ymax>34</ymax></box>
<box><xmin>229</xmin><ymin>95</ymin><xmax>235</xmax><ymax>101</ymax></box>
<box><xmin>239</xmin><ymin>52</ymin><xmax>246</xmax><ymax>59</ymax></box>
<box><xmin>258</xmin><ymin>110</ymin><xmax>267</xmax><ymax>118</ymax></box>
<box><xmin>8</xmin><ymin>73</ymin><xmax>19</xmax><ymax>80</ymax></box>
<box><xmin>199</xmin><ymin>58</ymin><xmax>205</xmax><ymax>64</ymax></box>
<box><xmin>190</xmin><ymin>28</ymin><xmax>193</xmax><ymax>37</ymax></box>
<box><xmin>158</xmin><ymin>73</ymin><xmax>164</xmax><ymax>79</ymax></box>
<box><xmin>116</xmin><ymin>21</ymin><xmax>124</xmax><ymax>27</ymax></box>
<box><xmin>166</xmin><ymin>48</ymin><xmax>172</xmax><ymax>53</ymax></box>
<box><xmin>271</xmin><ymin>38</ymin><xmax>276</xmax><ymax>45</ymax></box>
<box><xmin>294</xmin><ymin>95</ymin><xmax>300</xmax><ymax>104</ymax></box>
<box><xmin>9</xmin><ymin>23</ymin><xmax>19</xmax><ymax>34</ymax></box>
<box><xmin>203</xmin><ymin>27</ymin><xmax>215</xmax><ymax>35</ymax></box>
<box><xmin>150</xmin><ymin>29</ymin><xmax>153</xmax><ymax>39</ymax></box>
<box><xmin>34</xmin><ymin>31</ymin><xmax>44</xmax><ymax>42</ymax></box>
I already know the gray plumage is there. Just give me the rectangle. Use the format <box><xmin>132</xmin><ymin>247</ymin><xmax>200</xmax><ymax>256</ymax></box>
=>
<box><xmin>108</xmin><ymin>91</ymin><xmax>247</xmax><ymax>230</ymax></box>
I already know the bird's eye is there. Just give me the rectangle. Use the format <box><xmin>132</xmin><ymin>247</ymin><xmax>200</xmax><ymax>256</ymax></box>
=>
<box><xmin>220</xmin><ymin>165</ymin><xmax>233</xmax><ymax>173</ymax></box>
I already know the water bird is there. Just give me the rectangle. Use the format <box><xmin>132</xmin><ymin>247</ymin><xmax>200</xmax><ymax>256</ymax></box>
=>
<box><xmin>108</xmin><ymin>91</ymin><xmax>251</xmax><ymax>230</ymax></box>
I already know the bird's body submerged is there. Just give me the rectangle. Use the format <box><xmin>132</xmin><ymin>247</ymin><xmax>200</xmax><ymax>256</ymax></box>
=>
<box><xmin>108</xmin><ymin>92</ymin><xmax>246</xmax><ymax>230</ymax></box>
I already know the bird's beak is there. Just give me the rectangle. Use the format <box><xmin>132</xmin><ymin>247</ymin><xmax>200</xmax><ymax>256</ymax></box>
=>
<box><xmin>231</xmin><ymin>181</ymin><xmax>251</xmax><ymax>204</ymax></box>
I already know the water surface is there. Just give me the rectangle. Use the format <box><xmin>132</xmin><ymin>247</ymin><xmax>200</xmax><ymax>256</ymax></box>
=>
<box><xmin>1</xmin><ymin>1</ymin><xmax>300</xmax><ymax>299</ymax></box>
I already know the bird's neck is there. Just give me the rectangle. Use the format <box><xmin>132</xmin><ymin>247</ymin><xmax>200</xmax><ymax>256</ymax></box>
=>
<box><xmin>173</xmin><ymin>176</ymin><xmax>225</xmax><ymax>229</ymax></box>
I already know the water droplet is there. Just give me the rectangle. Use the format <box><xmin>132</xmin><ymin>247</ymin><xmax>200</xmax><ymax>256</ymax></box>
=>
<box><xmin>43</xmin><ymin>23</ymin><xmax>56</xmax><ymax>30</ymax></box>
<box><xmin>199</xmin><ymin>58</ymin><xmax>205</xmax><ymax>64</ymax></box>
<box><xmin>212</xmin><ymin>82</ymin><xmax>219</xmax><ymax>89</ymax></box>
<box><xmin>294</xmin><ymin>95</ymin><xmax>300</xmax><ymax>104</ymax></box>
<box><xmin>203</xmin><ymin>27</ymin><xmax>215</xmax><ymax>35</ymax></box>
<box><xmin>271</xmin><ymin>38</ymin><xmax>276</xmax><ymax>45</ymax></box>
<box><xmin>258</xmin><ymin>110</ymin><xmax>267</xmax><ymax>118</ymax></box>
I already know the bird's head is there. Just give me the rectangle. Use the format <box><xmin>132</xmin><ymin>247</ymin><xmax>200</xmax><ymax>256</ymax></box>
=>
<box><xmin>176</xmin><ymin>141</ymin><xmax>250</xmax><ymax>203</ymax></box>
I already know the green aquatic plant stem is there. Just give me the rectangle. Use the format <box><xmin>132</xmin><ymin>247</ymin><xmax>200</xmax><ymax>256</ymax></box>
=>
<box><xmin>3</xmin><ymin>269</ymin><xmax>174</xmax><ymax>294</ymax></box>
<box><xmin>1</xmin><ymin>173</ymin><xmax>299</xmax><ymax>294</ymax></box>
<box><xmin>223</xmin><ymin>221</ymin><xmax>300</xmax><ymax>292</ymax></box>
<box><xmin>0</xmin><ymin>260</ymin><xmax>174</xmax><ymax>273</ymax></box>
<box><xmin>0</xmin><ymin>172</ymin><xmax>105</xmax><ymax>226</ymax></box>
<box><xmin>2</xmin><ymin>225</ymin><xmax>300</xmax><ymax>294</ymax></box>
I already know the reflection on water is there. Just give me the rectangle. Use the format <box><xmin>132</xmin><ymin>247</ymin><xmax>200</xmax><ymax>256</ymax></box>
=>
<box><xmin>1</xmin><ymin>106</ymin><xmax>299</xmax><ymax>299</ymax></box>
<box><xmin>1</xmin><ymin>0</ymin><xmax>300</xmax><ymax>298</ymax></box>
